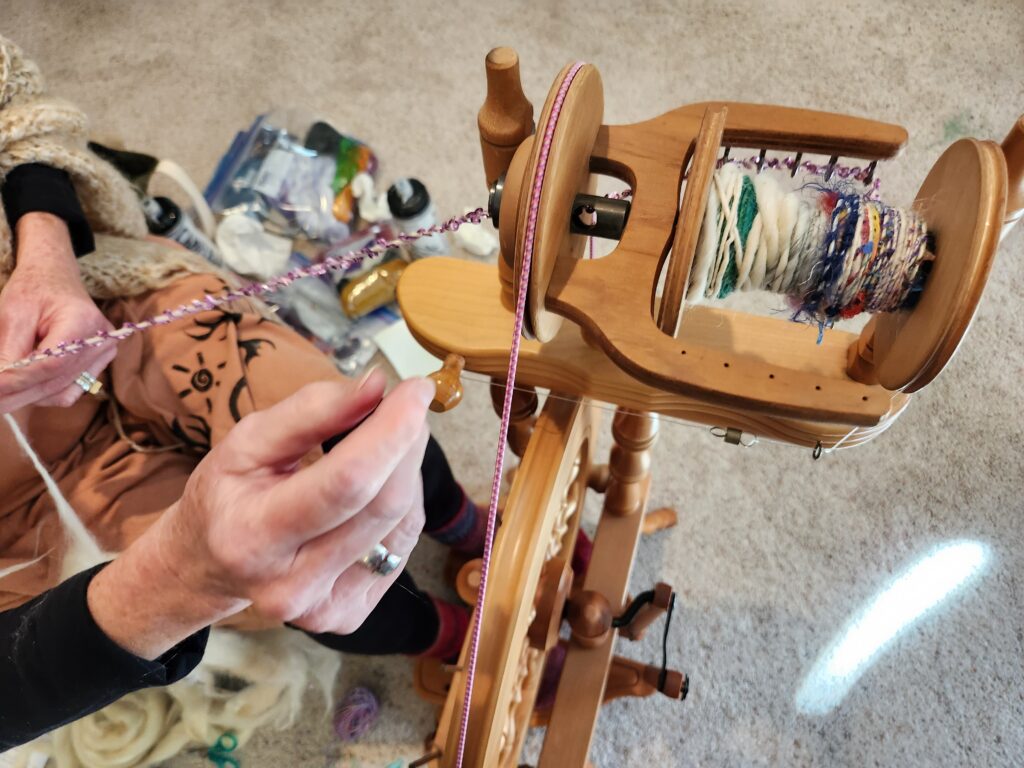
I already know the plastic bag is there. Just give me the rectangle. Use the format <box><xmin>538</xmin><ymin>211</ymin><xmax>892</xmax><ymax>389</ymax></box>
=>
<box><xmin>204</xmin><ymin>110</ymin><xmax>377</xmax><ymax>244</ymax></box>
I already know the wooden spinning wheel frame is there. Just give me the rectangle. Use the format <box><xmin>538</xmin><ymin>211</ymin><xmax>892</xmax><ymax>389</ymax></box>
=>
<box><xmin>402</xmin><ymin>47</ymin><xmax>1023</xmax><ymax>768</ymax></box>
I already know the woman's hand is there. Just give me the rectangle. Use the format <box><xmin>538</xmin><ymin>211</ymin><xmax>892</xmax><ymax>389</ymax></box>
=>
<box><xmin>87</xmin><ymin>370</ymin><xmax>434</xmax><ymax>660</ymax></box>
<box><xmin>0</xmin><ymin>212</ymin><xmax>115</xmax><ymax>412</ymax></box>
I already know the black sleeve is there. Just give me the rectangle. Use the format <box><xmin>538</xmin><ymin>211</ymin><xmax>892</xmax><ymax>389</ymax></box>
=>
<box><xmin>2</xmin><ymin>163</ymin><xmax>96</xmax><ymax>257</ymax></box>
<box><xmin>0</xmin><ymin>562</ymin><xmax>208</xmax><ymax>750</ymax></box>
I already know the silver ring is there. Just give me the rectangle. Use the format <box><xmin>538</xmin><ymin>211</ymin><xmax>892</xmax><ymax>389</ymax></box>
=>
<box><xmin>74</xmin><ymin>371</ymin><xmax>103</xmax><ymax>396</ymax></box>
<box><xmin>360</xmin><ymin>543</ymin><xmax>402</xmax><ymax>576</ymax></box>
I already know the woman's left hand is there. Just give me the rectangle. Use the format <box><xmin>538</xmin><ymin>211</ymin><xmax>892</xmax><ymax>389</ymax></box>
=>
<box><xmin>0</xmin><ymin>212</ymin><xmax>116</xmax><ymax>413</ymax></box>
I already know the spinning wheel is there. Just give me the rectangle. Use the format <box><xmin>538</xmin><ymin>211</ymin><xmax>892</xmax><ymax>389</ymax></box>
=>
<box><xmin>417</xmin><ymin>394</ymin><xmax>599</xmax><ymax>766</ymax></box>
<box><xmin>401</xmin><ymin>48</ymin><xmax>1022</xmax><ymax>767</ymax></box>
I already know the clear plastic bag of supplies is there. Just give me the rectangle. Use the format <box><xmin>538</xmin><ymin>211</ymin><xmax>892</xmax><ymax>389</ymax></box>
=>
<box><xmin>204</xmin><ymin>109</ymin><xmax>377</xmax><ymax>245</ymax></box>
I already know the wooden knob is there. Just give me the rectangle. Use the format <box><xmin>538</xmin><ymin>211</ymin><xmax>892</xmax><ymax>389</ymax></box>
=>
<box><xmin>642</xmin><ymin>666</ymin><xmax>688</xmax><ymax>700</ymax></box>
<box><xmin>455</xmin><ymin>558</ymin><xmax>482</xmax><ymax>605</ymax></box>
<box><xmin>568</xmin><ymin>589</ymin><xmax>613</xmax><ymax>648</ymax></box>
<box><xmin>478</xmin><ymin>47</ymin><xmax>534</xmax><ymax>187</ymax></box>
<box><xmin>1002</xmin><ymin>115</ymin><xmax>1024</xmax><ymax>240</ymax></box>
<box><xmin>428</xmin><ymin>354</ymin><xmax>465</xmax><ymax>413</ymax></box>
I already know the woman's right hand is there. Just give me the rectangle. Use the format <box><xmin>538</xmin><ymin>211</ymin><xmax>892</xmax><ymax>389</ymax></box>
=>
<box><xmin>86</xmin><ymin>369</ymin><xmax>434</xmax><ymax>660</ymax></box>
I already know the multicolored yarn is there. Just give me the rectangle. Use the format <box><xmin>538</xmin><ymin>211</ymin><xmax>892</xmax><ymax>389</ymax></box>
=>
<box><xmin>720</xmin><ymin>153</ymin><xmax>882</xmax><ymax>199</ymax></box>
<box><xmin>332</xmin><ymin>686</ymin><xmax>380</xmax><ymax>742</ymax></box>
<box><xmin>688</xmin><ymin>164</ymin><xmax>930</xmax><ymax>340</ymax></box>
<box><xmin>0</xmin><ymin>208</ymin><xmax>490</xmax><ymax>374</ymax></box>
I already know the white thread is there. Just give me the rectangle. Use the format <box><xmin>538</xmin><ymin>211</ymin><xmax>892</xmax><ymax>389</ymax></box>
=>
<box><xmin>3</xmin><ymin>414</ymin><xmax>109</xmax><ymax>579</ymax></box>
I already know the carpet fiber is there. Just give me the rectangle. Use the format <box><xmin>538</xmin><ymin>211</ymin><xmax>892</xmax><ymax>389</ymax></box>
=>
<box><xmin>5</xmin><ymin>1</ymin><xmax>1024</xmax><ymax>766</ymax></box>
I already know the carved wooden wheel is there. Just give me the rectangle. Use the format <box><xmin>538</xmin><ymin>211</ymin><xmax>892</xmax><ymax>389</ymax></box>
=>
<box><xmin>424</xmin><ymin>395</ymin><xmax>597</xmax><ymax>767</ymax></box>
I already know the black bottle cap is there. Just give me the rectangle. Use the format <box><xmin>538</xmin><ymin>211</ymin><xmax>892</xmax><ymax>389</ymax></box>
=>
<box><xmin>387</xmin><ymin>178</ymin><xmax>430</xmax><ymax>219</ymax></box>
<box><xmin>142</xmin><ymin>196</ymin><xmax>180</xmax><ymax>235</ymax></box>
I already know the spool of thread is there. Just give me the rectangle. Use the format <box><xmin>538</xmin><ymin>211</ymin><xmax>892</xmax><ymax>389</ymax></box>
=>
<box><xmin>332</xmin><ymin>686</ymin><xmax>380</xmax><ymax>742</ymax></box>
<box><xmin>388</xmin><ymin>178</ymin><xmax>450</xmax><ymax>258</ymax></box>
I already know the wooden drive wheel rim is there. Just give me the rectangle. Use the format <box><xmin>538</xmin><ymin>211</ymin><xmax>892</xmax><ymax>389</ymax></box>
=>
<box><xmin>430</xmin><ymin>396</ymin><xmax>598</xmax><ymax>767</ymax></box>
<box><xmin>512</xmin><ymin>62</ymin><xmax>603</xmax><ymax>342</ymax></box>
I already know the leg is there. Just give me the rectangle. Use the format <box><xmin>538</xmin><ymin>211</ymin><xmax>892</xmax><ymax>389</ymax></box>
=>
<box><xmin>304</xmin><ymin>570</ymin><xmax>467</xmax><ymax>660</ymax></box>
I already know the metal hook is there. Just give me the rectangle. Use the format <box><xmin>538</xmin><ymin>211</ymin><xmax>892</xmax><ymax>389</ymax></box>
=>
<box><xmin>824</xmin><ymin>155</ymin><xmax>839</xmax><ymax>182</ymax></box>
<box><xmin>864</xmin><ymin>160</ymin><xmax>877</xmax><ymax>186</ymax></box>
<box><xmin>790</xmin><ymin>151</ymin><xmax>803</xmax><ymax>178</ymax></box>
<box><xmin>812</xmin><ymin>441</ymin><xmax>823</xmax><ymax>460</ymax></box>
<box><xmin>756</xmin><ymin>148</ymin><xmax>767</xmax><ymax>173</ymax></box>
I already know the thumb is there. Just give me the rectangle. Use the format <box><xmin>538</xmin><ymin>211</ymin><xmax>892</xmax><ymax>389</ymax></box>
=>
<box><xmin>228</xmin><ymin>369</ymin><xmax>389</xmax><ymax>472</ymax></box>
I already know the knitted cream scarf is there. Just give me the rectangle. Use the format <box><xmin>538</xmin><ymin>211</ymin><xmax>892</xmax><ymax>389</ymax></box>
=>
<box><xmin>0</xmin><ymin>34</ymin><xmax>217</xmax><ymax>299</ymax></box>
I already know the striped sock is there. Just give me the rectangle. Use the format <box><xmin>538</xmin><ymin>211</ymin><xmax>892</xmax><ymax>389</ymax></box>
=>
<box><xmin>427</xmin><ymin>489</ymin><xmax>488</xmax><ymax>556</ymax></box>
<box><xmin>418</xmin><ymin>596</ymin><xmax>471</xmax><ymax>662</ymax></box>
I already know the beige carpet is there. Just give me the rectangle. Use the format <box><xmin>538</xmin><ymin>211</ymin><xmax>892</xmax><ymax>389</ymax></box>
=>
<box><xmin>5</xmin><ymin>1</ymin><xmax>1024</xmax><ymax>766</ymax></box>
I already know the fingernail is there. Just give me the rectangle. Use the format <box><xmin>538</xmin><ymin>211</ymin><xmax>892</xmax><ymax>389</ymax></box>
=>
<box><xmin>355</xmin><ymin>364</ymin><xmax>382</xmax><ymax>391</ymax></box>
<box><xmin>415</xmin><ymin>377</ymin><xmax>438</xmax><ymax>407</ymax></box>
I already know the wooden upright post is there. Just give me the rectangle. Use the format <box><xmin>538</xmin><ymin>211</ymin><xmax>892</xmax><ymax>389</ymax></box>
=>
<box><xmin>478</xmin><ymin>47</ymin><xmax>534</xmax><ymax>188</ymax></box>
<box><xmin>604</xmin><ymin>409</ymin><xmax>659</xmax><ymax>516</ymax></box>
<box><xmin>490</xmin><ymin>379</ymin><xmax>539</xmax><ymax>458</ymax></box>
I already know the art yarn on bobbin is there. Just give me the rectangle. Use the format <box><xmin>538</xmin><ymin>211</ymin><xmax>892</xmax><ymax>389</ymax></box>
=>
<box><xmin>688</xmin><ymin>164</ymin><xmax>932</xmax><ymax>339</ymax></box>
<box><xmin>332</xmin><ymin>686</ymin><xmax>380</xmax><ymax>742</ymax></box>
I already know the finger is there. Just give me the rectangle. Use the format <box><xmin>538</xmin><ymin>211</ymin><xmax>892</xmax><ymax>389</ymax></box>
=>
<box><xmin>268</xmin><ymin>378</ymin><xmax>434</xmax><ymax>534</ymax></box>
<box><xmin>258</xmin><ymin>425</ymin><xmax>429</xmax><ymax>610</ymax></box>
<box><xmin>0</xmin><ymin>319</ymin><xmax>114</xmax><ymax>399</ymax></box>
<box><xmin>14</xmin><ymin>311</ymin><xmax>115</xmax><ymax>395</ymax></box>
<box><xmin>228</xmin><ymin>371</ymin><xmax>388</xmax><ymax>473</ymax></box>
<box><xmin>33</xmin><ymin>343</ymin><xmax>116</xmax><ymax>409</ymax></box>
<box><xmin>289</xmin><ymin>483</ymin><xmax>425</xmax><ymax>635</ymax></box>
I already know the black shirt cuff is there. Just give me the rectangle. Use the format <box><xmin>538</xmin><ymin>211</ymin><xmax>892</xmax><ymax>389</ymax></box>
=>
<box><xmin>0</xmin><ymin>562</ymin><xmax>209</xmax><ymax>749</ymax></box>
<box><xmin>2</xmin><ymin>163</ymin><xmax>96</xmax><ymax>257</ymax></box>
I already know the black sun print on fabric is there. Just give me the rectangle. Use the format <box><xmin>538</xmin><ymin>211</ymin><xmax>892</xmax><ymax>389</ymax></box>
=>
<box><xmin>187</xmin><ymin>307</ymin><xmax>245</xmax><ymax>342</ymax></box>
<box><xmin>169</xmin><ymin>414</ymin><xmax>212</xmax><ymax>453</ymax></box>
<box><xmin>172</xmin><ymin>350</ymin><xmax>227</xmax><ymax>415</ymax></box>
<box><xmin>238</xmin><ymin>337</ymin><xmax>276</xmax><ymax>365</ymax></box>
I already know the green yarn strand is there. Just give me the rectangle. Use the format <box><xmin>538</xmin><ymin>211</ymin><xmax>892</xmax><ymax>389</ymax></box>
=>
<box><xmin>717</xmin><ymin>174</ymin><xmax>758</xmax><ymax>299</ymax></box>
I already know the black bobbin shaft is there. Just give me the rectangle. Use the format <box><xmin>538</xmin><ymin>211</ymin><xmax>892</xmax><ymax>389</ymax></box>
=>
<box><xmin>488</xmin><ymin>174</ymin><xmax>632</xmax><ymax>241</ymax></box>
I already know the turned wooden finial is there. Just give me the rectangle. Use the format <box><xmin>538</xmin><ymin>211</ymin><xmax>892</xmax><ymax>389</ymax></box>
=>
<box><xmin>428</xmin><ymin>354</ymin><xmax>465</xmax><ymax>413</ymax></box>
<box><xmin>478</xmin><ymin>47</ymin><xmax>534</xmax><ymax>187</ymax></box>
<box><xmin>568</xmin><ymin>589</ymin><xmax>613</xmax><ymax>648</ymax></box>
<box><xmin>1002</xmin><ymin>115</ymin><xmax>1024</xmax><ymax>240</ymax></box>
